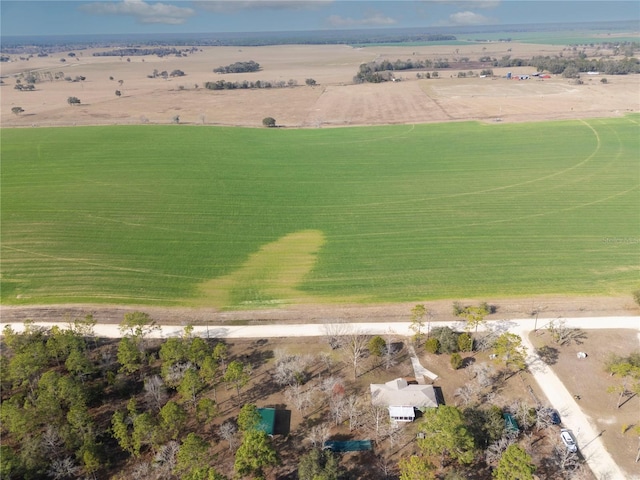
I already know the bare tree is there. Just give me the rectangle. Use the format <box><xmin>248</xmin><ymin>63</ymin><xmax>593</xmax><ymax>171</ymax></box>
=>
<box><xmin>321</xmin><ymin>320</ymin><xmax>349</xmax><ymax>349</ymax></box>
<box><xmin>285</xmin><ymin>383</ymin><xmax>314</xmax><ymax>414</ymax></box>
<box><xmin>306</xmin><ymin>423</ymin><xmax>331</xmax><ymax>449</ymax></box>
<box><xmin>365</xmin><ymin>404</ymin><xmax>389</xmax><ymax>441</ymax></box>
<box><xmin>319</xmin><ymin>376</ymin><xmax>342</xmax><ymax>399</ymax></box>
<box><xmin>342</xmin><ymin>330</ymin><xmax>369</xmax><ymax>379</ymax></box>
<box><xmin>219</xmin><ymin>420</ymin><xmax>238</xmax><ymax>451</ymax></box>
<box><xmin>529</xmin><ymin>302</ymin><xmax>546</xmax><ymax>331</ymax></box>
<box><xmin>99</xmin><ymin>348</ymin><xmax>116</xmax><ymax>373</ymax></box>
<box><xmin>454</xmin><ymin>384</ymin><xmax>476</xmax><ymax>407</ymax></box>
<box><xmin>153</xmin><ymin>440</ymin><xmax>179</xmax><ymax>476</ymax></box>
<box><xmin>130</xmin><ymin>461</ymin><xmax>151</xmax><ymax>480</ymax></box>
<box><xmin>144</xmin><ymin>375</ymin><xmax>168</xmax><ymax>411</ymax></box>
<box><xmin>376</xmin><ymin>455</ymin><xmax>396</xmax><ymax>479</ymax></box>
<box><xmin>385</xmin><ymin>421</ymin><xmax>409</xmax><ymax>447</ymax></box>
<box><xmin>383</xmin><ymin>334</ymin><xmax>399</xmax><ymax>370</ymax></box>
<box><xmin>41</xmin><ymin>424</ymin><xmax>64</xmax><ymax>457</ymax></box>
<box><xmin>508</xmin><ymin>400</ymin><xmax>536</xmax><ymax>430</ymax></box>
<box><xmin>329</xmin><ymin>394</ymin><xmax>346</xmax><ymax>426</ymax></box>
<box><xmin>552</xmin><ymin>438</ymin><xmax>582</xmax><ymax>473</ymax></box>
<box><xmin>273</xmin><ymin>350</ymin><xmax>313</xmax><ymax>386</ymax></box>
<box><xmin>318</xmin><ymin>351</ymin><xmax>334</xmax><ymax>374</ymax></box>
<box><xmin>536</xmin><ymin>406</ymin><xmax>558</xmax><ymax>431</ymax></box>
<box><xmin>48</xmin><ymin>457</ymin><xmax>80</xmax><ymax>479</ymax></box>
<box><xmin>547</xmin><ymin>319</ymin><xmax>585</xmax><ymax>346</ymax></box>
<box><xmin>471</xmin><ymin>362</ymin><xmax>497</xmax><ymax>389</ymax></box>
<box><xmin>345</xmin><ymin>394</ymin><xmax>364</xmax><ymax>431</ymax></box>
<box><xmin>485</xmin><ymin>435</ymin><xmax>516</xmax><ymax>467</ymax></box>
<box><xmin>163</xmin><ymin>361</ymin><xmax>192</xmax><ymax>387</ymax></box>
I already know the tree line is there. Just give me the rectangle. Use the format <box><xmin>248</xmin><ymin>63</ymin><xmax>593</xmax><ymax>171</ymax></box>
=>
<box><xmin>92</xmin><ymin>47</ymin><xmax>198</xmax><ymax>57</ymax></box>
<box><xmin>354</xmin><ymin>58</ymin><xmax>451</xmax><ymax>83</ymax></box>
<box><xmin>491</xmin><ymin>53</ymin><xmax>640</xmax><ymax>74</ymax></box>
<box><xmin>353</xmin><ymin>52</ymin><xmax>639</xmax><ymax>83</ymax></box>
<box><xmin>527</xmin><ymin>55</ymin><xmax>640</xmax><ymax>74</ymax></box>
<box><xmin>213</xmin><ymin>60</ymin><xmax>260</xmax><ymax>74</ymax></box>
<box><xmin>204</xmin><ymin>78</ymin><xmax>299</xmax><ymax>90</ymax></box>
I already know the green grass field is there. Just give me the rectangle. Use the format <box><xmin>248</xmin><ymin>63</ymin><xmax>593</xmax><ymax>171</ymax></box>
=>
<box><xmin>2</xmin><ymin>116</ymin><xmax>639</xmax><ymax>307</ymax></box>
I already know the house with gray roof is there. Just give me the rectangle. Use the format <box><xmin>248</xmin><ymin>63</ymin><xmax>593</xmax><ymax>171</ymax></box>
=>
<box><xmin>370</xmin><ymin>378</ymin><xmax>439</xmax><ymax>422</ymax></box>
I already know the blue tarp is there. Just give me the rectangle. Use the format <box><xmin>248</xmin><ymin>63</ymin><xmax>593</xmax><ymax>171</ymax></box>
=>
<box><xmin>323</xmin><ymin>440</ymin><xmax>372</xmax><ymax>452</ymax></box>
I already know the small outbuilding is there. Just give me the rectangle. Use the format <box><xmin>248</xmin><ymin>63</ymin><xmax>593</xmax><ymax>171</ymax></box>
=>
<box><xmin>257</xmin><ymin>407</ymin><xmax>276</xmax><ymax>436</ymax></box>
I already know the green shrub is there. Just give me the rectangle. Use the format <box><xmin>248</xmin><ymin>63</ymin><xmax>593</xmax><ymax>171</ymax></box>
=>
<box><xmin>451</xmin><ymin>353</ymin><xmax>463</xmax><ymax>370</ymax></box>
<box><xmin>458</xmin><ymin>332</ymin><xmax>473</xmax><ymax>352</ymax></box>
<box><xmin>633</xmin><ymin>290</ymin><xmax>640</xmax><ymax>306</ymax></box>
<box><xmin>425</xmin><ymin>337</ymin><xmax>440</xmax><ymax>354</ymax></box>
<box><xmin>432</xmin><ymin>326</ymin><xmax>459</xmax><ymax>354</ymax></box>
<box><xmin>452</xmin><ymin>301</ymin><xmax>464</xmax><ymax>316</ymax></box>
<box><xmin>368</xmin><ymin>335</ymin><xmax>386</xmax><ymax>357</ymax></box>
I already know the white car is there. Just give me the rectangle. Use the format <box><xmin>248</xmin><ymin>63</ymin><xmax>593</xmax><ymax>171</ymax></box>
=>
<box><xmin>561</xmin><ymin>429</ymin><xmax>578</xmax><ymax>453</ymax></box>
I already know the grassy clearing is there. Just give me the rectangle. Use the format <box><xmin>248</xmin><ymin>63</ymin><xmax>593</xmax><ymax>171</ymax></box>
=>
<box><xmin>1</xmin><ymin>116</ymin><xmax>639</xmax><ymax>307</ymax></box>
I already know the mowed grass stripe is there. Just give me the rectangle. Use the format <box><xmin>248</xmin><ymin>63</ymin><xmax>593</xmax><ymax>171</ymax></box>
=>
<box><xmin>1</xmin><ymin>117</ymin><xmax>638</xmax><ymax>306</ymax></box>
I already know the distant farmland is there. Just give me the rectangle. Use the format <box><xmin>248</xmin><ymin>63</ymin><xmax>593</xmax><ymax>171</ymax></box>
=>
<box><xmin>1</xmin><ymin>116</ymin><xmax>638</xmax><ymax>307</ymax></box>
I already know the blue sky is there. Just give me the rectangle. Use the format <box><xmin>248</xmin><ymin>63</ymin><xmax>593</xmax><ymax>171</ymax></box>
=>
<box><xmin>1</xmin><ymin>1</ymin><xmax>639</xmax><ymax>37</ymax></box>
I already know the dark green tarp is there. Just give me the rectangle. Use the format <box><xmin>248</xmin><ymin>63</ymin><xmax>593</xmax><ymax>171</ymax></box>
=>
<box><xmin>323</xmin><ymin>440</ymin><xmax>373</xmax><ymax>452</ymax></box>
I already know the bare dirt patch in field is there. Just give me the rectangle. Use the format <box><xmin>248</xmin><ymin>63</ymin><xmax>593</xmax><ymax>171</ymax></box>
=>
<box><xmin>2</xmin><ymin>43</ymin><xmax>638</xmax><ymax>128</ymax></box>
<box><xmin>529</xmin><ymin>328</ymin><xmax>640</xmax><ymax>477</ymax></box>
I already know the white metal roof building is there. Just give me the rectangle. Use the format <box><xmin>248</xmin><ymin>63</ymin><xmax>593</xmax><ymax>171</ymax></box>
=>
<box><xmin>370</xmin><ymin>378</ymin><xmax>439</xmax><ymax>422</ymax></box>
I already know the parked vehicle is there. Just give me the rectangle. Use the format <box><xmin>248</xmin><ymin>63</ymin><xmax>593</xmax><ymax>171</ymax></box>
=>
<box><xmin>560</xmin><ymin>428</ymin><xmax>578</xmax><ymax>452</ymax></box>
<box><xmin>537</xmin><ymin>406</ymin><xmax>561</xmax><ymax>426</ymax></box>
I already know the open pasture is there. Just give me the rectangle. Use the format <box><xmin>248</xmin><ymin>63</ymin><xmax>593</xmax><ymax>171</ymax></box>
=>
<box><xmin>1</xmin><ymin>116</ymin><xmax>639</xmax><ymax>307</ymax></box>
<box><xmin>2</xmin><ymin>41</ymin><xmax>638</xmax><ymax>128</ymax></box>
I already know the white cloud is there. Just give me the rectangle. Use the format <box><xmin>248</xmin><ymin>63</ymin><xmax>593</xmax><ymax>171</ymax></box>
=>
<box><xmin>429</xmin><ymin>1</ymin><xmax>500</xmax><ymax>9</ymax></box>
<box><xmin>327</xmin><ymin>11</ymin><xmax>398</xmax><ymax>28</ymax></box>
<box><xmin>195</xmin><ymin>0</ymin><xmax>332</xmax><ymax>13</ymax></box>
<box><xmin>448</xmin><ymin>10</ymin><xmax>493</xmax><ymax>25</ymax></box>
<box><xmin>80</xmin><ymin>0</ymin><xmax>195</xmax><ymax>25</ymax></box>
